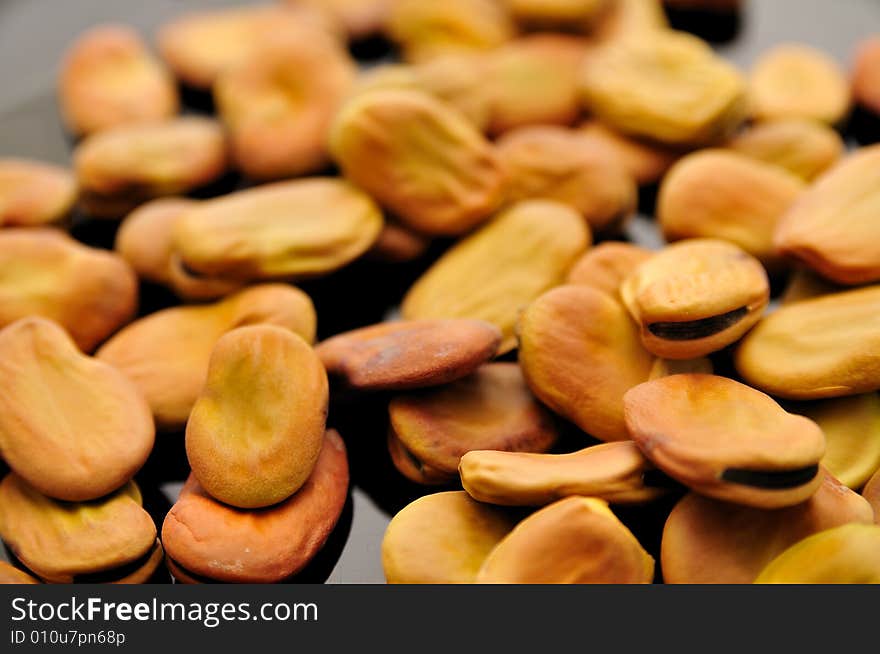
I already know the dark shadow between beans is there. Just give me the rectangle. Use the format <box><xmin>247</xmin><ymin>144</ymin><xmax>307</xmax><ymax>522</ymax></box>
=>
<box><xmin>178</xmin><ymin>84</ymin><xmax>215</xmax><ymax>115</ymax></box>
<box><xmin>549</xmin><ymin>417</ymin><xmax>602</xmax><ymax>455</ymax></box>
<box><xmin>846</xmin><ymin>106</ymin><xmax>880</xmax><ymax>145</ymax></box>
<box><xmin>144</xmin><ymin>561</ymin><xmax>173</xmax><ymax>584</ymax></box>
<box><xmin>637</xmin><ymin>183</ymin><xmax>661</xmax><ymax>218</ymax></box>
<box><xmin>302</xmin><ymin>243</ymin><xmax>447</xmax><ymax>342</ymax></box>
<box><xmin>187</xmin><ymin>169</ymin><xmax>245</xmax><ymax>200</ymax></box>
<box><xmin>329</xmin><ymin>394</ymin><xmax>452</xmax><ymax>517</ymax></box>
<box><xmin>69</xmin><ymin>210</ymin><xmax>120</xmax><ymax>250</ymax></box>
<box><xmin>348</xmin><ymin>34</ymin><xmax>397</xmax><ymax>65</ymax></box>
<box><xmin>614</xmin><ymin>492</ymin><xmax>685</xmax><ymax>584</ymax></box>
<box><xmin>136</xmin><ymin>478</ymin><xmax>175</xmax><ymax>533</ymax></box>
<box><xmin>136</xmin><ymin>280</ymin><xmax>180</xmax><ymax>318</ymax></box>
<box><xmin>665</xmin><ymin>7</ymin><xmax>744</xmax><ymax>44</ymax></box>
<box><xmin>136</xmin><ymin>430</ymin><xmax>190</xmax><ymax>486</ymax></box>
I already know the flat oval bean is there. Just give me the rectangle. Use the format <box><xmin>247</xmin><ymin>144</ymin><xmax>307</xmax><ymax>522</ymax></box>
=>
<box><xmin>625</xmin><ymin>374</ymin><xmax>825</xmax><ymax>508</ymax></box>
<box><xmin>661</xmin><ymin>471</ymin><xmax>873</xmax><ymax>583</ymax></box>
<box><xmin>736</xmin><ymin>285</ymin><xmax>880</xmax><ymax>399</ymax></box>
<box><xmin>476</xmin><ymin>497</ymin><xmax>655</xmax><ymax>584</ymax></box>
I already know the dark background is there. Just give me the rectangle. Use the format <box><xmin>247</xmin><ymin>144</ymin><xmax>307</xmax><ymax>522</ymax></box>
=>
<box><xmin>0</xmin><ymin>0</ymin><xmax>878</xmax><ymax>584</ymax></box>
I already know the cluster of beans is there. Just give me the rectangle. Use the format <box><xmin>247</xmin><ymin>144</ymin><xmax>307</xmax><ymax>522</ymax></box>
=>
<box><xmin>1</xmin><ymin>0</ymin><xmax>880</xmax><ymax>585</ymax></box>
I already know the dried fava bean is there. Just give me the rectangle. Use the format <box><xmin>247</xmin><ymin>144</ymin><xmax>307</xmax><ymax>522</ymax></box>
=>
<box><xmin>163</xmin><ymin>431</ymin><xmax>349</xmax><ymax>583</ymax></box>
<box><xmin>725</xmin><ymin>119</ymin><xmax>844</xmax><ymax>182</ymax></box>
<box><xmin>172</xmin><ymin>179</ymin><xmax>382</xmax><ymax>283</ymax></box>
<box><xmin>215</xmin><ymin>36</ymin><xmax>356</xmax><ymax>181</ymax></box>
<box><xmin>750</xmin><ymin>44</ymin><xmax>851</xmax><ymax>125</ymax></box>
<box><xmin>0</xmin><ymin>160</ymin><xmax>77</xmax><ymax>227</ymax></box>
<box><xmin>351</xmin><ymin>56</ymin><xmax>492</xmax><ymax>133</ymax></box>
<box><xmin>288</xmin><ymin>0</ymin><xmax>390</xmax><ymax>39</ymax></box>
<box><xmin>329</xmin><ymin>89</ymin><xmax>505</xmax><ymax>236</ymax></box>
<box><xmin>74</xmin><ymin>117</ymin><xmax>229</xmax><ymax>219</ymax></box>
<box><xmin>779</xmin><ymin>267</ymin><xmax>845</xmax><ymax>305</ymax></box>
<box><xmin>658</xmin><ymin>150</ymin><xmax>805</xmax><ymax>268</ymax></box>
<box><xmin>476</xmin><ymin>497</ymin><xmax>654</xmax><ymax>584</ymax></box>
<box><xmin>735</xmin><ymin>286</ymin><xmax>880</xmax><ymax>400</ymax></box>
<box><xmin>485</xmin><ymin>35</ymin><xmax>589</xmax><ymax>136</ymax></box>
<box><xmin>97</xmin><ymin>284</ymin><xmax>316</xmax><ymax>430</ymax></box>
<box><xmin>0</xmin><ymin>476</ymin><xmax>157</xmax><ymax>584</ymax></box>
<box><xmin>0</xmin><ymin>562</ymin><xmax>39</xmax><ymax>584</ymax></box>
<box><xmin>755</xmin><ymin>524</ymin><xmax>880</xmax><ymax>584</ymax></box>
<box><xmin>186</xmin><ymin>326</ymin><xmax>328</xmax><ymax>509</ymax></box>
<box><xmin>366</xmin><ymin>221</ymin><xmax>431</xmax><ymax>263</ymax></box>
<box><xmin>789</xmin><ymin>395</ymin><xmax>880</xmax><ymax>490</ymax></box>
<box><xmin>382</xmin><ymin>491</ymin><xmax>516</xmax><ymax>584</ymax></box>
<box><xmin>402</xmin><ymin>201</ymin><xmax>590</xmax><ymax>353</ymax></box>
<box><xmin>413</xmin><ymin>54</ymin><xmax>493</xmax><ymax>132</ymax></box>
<box><xmin>388</xmin><ymin>363</ymin><xmax>559</xmax><ymax>484</ymax></box>
<box><xmin>59</xmin><ymin>24</ymin><xmax>178</xmax><ymax>137</ymax></box>
<box><xmin>581</xmin><ymin>30</ymin><xmax>747</xmax><ymax>146</ymax></box>
<box><xmin>0</xmin><ymin>229</ymin><xmax>137</xmax><ymax>352</ymax></box>
<box><xmin>593</xmin><ymin>0</ymin><xmax>667</xmax><ymax>43</ymax></box>
<box><xmin>387</xmin><ymin>0</ymin><xmax>515</xmax><ymax>63</ymax></box>
<box><xmin>157</xmin><ymin>5</ymin><xmax>339</xmax><ymax>90</ymax></box>
<box><xmin>579</xmin><ymin>121</ymin><xmax>680</xmax><ymax>186</ymax></box>
<box><xmin>115</xmin><ymin>198</ymin><xmax>242</xmax><ymax>301</ymax></box>
<box><xmin>519</xmin><ymin>285</ymin><xmax>654</xmax><ymax>442</ymax></box>
<box><xmin>853</xmin><ymin>38</ymin><xmax>880</xmax><ymax>115</ymax></box>
<box><xmin>566</xmin><ymin>242</ymin><xmax>653</xmax><ymax>299</ymax></box>
<box><xmin>620</xmin><ymin>239</ymin><xmax>769</xmax><ymax>359</ymax></box>
<box><xmin>0</xmin><ymin>318</ymin><xmax>154</xmax><ymax>502</ymax></box>
<box><xmin>661</xmin><ymin>471</ymin><xmax>873</xmax><ymax>584</ymax></box>
<box><xmin>496</xmin><ymin>126</ymin><xmax>637</xmax><ymax>234</ymax></box>
<box><xmin>460</xmin><ymin>441</ymin><xmax>669</xmax><ymax>507</ymax></box>
<box><xmin>316</xmin><ymin>319</ymin><xmax>501</xmax><ymax>391</ymax></box>
<box><xmin>625</xmin><ymin>374</ymin><xmax>825</xmax><ymax>508</ymax></box>
<box><xmin>864</xmin><ymin>468</ymin><xmax>880</xmax><ymax>523</ymax></box>
<box><xmin>775</xmin><ymin>145</ymin><xmax>880</xmax><ymax>285</ymax></box>
<box><xmin>502</xmin><ymin>0</ymin><xmax>611</xmax><ymax>30</ymax></box>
